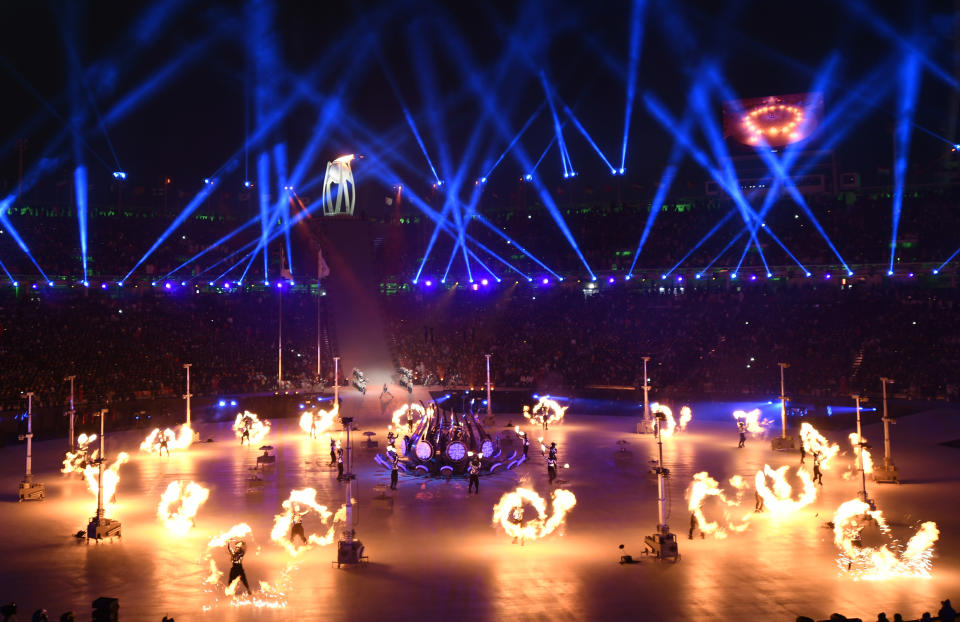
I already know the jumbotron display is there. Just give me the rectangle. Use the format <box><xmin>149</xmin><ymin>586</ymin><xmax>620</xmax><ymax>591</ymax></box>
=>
<box><xmin>723</xmin><ymin>92</ymin><xmax>824</xmax><ymax>147</ymax></box>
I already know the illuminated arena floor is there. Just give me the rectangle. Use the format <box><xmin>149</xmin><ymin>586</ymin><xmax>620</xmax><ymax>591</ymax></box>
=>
<box><xmin>1</xmin><ymin>401</ymin><xmax>958</xmax><ymax>621</ymax></box>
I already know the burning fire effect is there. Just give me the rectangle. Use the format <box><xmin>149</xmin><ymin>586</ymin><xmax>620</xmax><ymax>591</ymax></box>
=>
<box><xmin>157</xmin><ymin>480</ymin><xmax>210</xmax><ymax>535</ymax></box>
<box><xmin>269</xmin><ymin>488</ymin><xmax>345</xmax><ymax>556</ymax></box>
<box><xmin>686</xmin><ymin>472</ymin><xmax>752</xmax><ymax>538</ymax></box>
<box><xmin>651</xmin><ymin>403</ymin><xmax>693</xmax><ymax>437</ymax></box>
<box><xmin>523</xmin><ymin>397</ymin><xmax>568</xmax><ymax>428</ymax></box>
<box><xmin>298</xmin><ymin>402</ymin><xmax>339</xmax><ymax>439</ymax></box>
<box><xmin>733</xmin><ymin>408</ymin><xmax>770</xmax><ymax>435</ymax></box>
<box><xmin>800</xmin><ymin>422</ymin><xmax>840</xmax><ymax>470</ymax></box>
<box><xmin>140</xmin><ymin>423</ymin><xmax>195</xmax><ymax>454</ymax></box>
<box><xmin>754</xmin><ymin>464</ymin><xmax>818</xmax><ymax>513</ymax></box>
<box><xmin>832</xmin><ymin>499</ymin><xmax>939</xmax><ymax>580</ymax></box>
<box><xmin>492</xmin><ymin>487</ymin><xmax>577</xmax><ymax>542</ymax></box>
<box><xmin>848</xmin><ymin>432</ymin><xmax>874</xmax><ymax>475</ymax></box>
<box><xmin>204</xmin><ymin>523</ymin><xmax>289</xmax><ymax>609</ymax></box>
<box><xmin>391</xmin><ymin>402</ymin><xmax>428</xmax><ymax>431</ymax></box>
<box><xmin>62</xmin><ymin>433</ymin><xmax>97</xmax><ymax>474</ymax></box>
<box><xmin>83</xmin><ymin>451</ymin><xmax>130</xmax><ymax>515</ymax></box>
<box><xmin>233</xmin><ymin>411</ymin><xmax>270</xmax><ymax>444</ymax></box>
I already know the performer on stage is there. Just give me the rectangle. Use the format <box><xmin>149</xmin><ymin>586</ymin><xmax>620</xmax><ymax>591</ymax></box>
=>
<box><xmin>467</xmin><ymin>455</ymin><xmax>481</xmax><ymax>494</ymax></box>
<box><xmin>329</xmin><ymin>437</ymin><xmax>337</xmax><ymax>465</ymax></box>
<box><xmin>158</xmin><ymin>434</ymin><xmax>170</xmax><ymax>457</ymax></box>
<box><xmin>390</xmin><ymin>452</ymin><xmax>400</xmax><ymax>490</ymax></box>
<box><xmin>737</xmin><ymin>419</ymin><xmax>746</xmax><ymax>448</ymax></box>
<box><xmin>336</xmin><ymin>446</ymin><xmax>345</xmax><ymax>481</ymax></box>
<box><xmin>227</xmin><ymin>540</ymin><xmax>251</xmax><ymax>594</ymax></box>
<box><xmin>291</xmin><ymin>505</ymin><xmax>307</xmax><ymax>545</ymax></box>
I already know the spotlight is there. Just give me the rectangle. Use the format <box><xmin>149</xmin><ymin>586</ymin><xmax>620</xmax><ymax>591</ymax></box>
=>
<box><xmin>100</xmin><ymin>282</ymin><xmax>108</xmax><ymax>289</ymax></box>
<box><xmin>180</xmin><ymin>281</ymin><xmax>186</xmax><ymax>287</ymax></box>
<box><xmin>480</xmin><ymin>177</ymin><xmax>487</xmax><ymax>184</ymax></box>
<box><xmin>625</xmin><ymin>274</ymin><xmax>632</xmax><ymax>280</ymax></box>
<box><xmin>847</xmin><ymin>271</ymin><xmax>854</xmax><ymax>276</ymax></box>
<box><xmin>610</xmin><ymin>169</ymin><xmax>617</xmax><ymax>175</ymax></box>
<box><xmin>151</xmin><ymin>281</ymin><xmax>157</xmax><ymax>287</ymax></box>
<box><xmin>563</xmin><ymin>173</ymin><xmax>569</xmax><ymax>179</ymax></box>
<box><xmin>264</xmin><ymin>280</ymin><xmax>270</xmax><ymax>286</ymax></box>
<box><xmin>164</xmin><ymin>282</ymin><xmax>172</xmax><ymax>290</ymax></box>
<box><xmin>117</xmin><ymin>281</ymin><xmax>124</xmax><ymax>287</ymax></box>
<box><xmin>12</xmin><ymin>281</ymin><xmax>18</xmax><ymax>287</ymax></box>
<box><xmin>203</xmin><ymin>178</ymin><xmax>212</xmax><ymax>185</ymax></box>
<box><xmin>887</xmin><ymin>270</ymin><xmax>894</xmax><ymax>276</ymax></box>
<box><xmin>31</xmin><ymin>283</ymin><xmax>37</xmax><ymax>289</ymax></box>
<box><xmin>805</xmin><ymin>272</ymin><xmax>812</xmax><ymax>278</ymax></box>
<box><xmin>933</xmin><ymin>269</ymin><xmax>939</xmax><ymax>275</ymax></box>
<box><xmin>731</xmin><ymin>273</ymin><xmax>738</xmax><ymax>280</ymax></box>
<box><xmin>954</xmin><ymin>144</ymin><xmax>960</xmax><ymax>151</ymax></box>
<box><xmin>749</xmin><ymin>274</ymin><xmax>757</xmax><ymax>281</ymax></box>
<box><xmin>766</xmin><ymin>272</ymin><xmax>773</xmax><ymax>278</ymax></box>
<box><xmin>243</xmin><ymin>181</ymin><xmax>253</xmax><ymax>188</ymax></box>
<box><xmin>619</xmin><ymin>167</ymin><xmax>625</xmax><ymax>175</ymax></box>
<box><xmin>481</xmin><ymin>278</ymin><xmax>489</xmax><ymax>286</ymax></box>
<box><xmin>660</xmin><ymin>274</ymin><xmax>667</xmax><ymax>280</ymax></box>
<box><xmin>437</xmin><ymin>180</ymin><xmax>444</xmax><ymax>186</ymax></box>
<box><xmin>824</xmin><ymin>273</ymin><xmax>831</xmax><ymax>280</ymax></box>
<box><xmin>112</xmin><ymin>171</ymin><xmax>126</xmax><ymax>180</ymax></box>
<box><xmin>471</xmin><ymin>283</ymin><xmax>479</xmax><ymax>291</ymax></box>
<box><xmin>907</xmin><ymin>272</ymin><xmax>914</xmax><ymax>278</ymax></box>
<box><xmin>541</xmin><ymin>278</ymin><xmax>549</xmax><ymax>285</ymax></box>
<box><xmin>676</xmin><ymin>275</ymin><xmax>683</xmax><ymax>282</ymax></box>
<box><xmin>47</xmin><ymin>281</ymin><xmax>54</xmax><ymax>287</ymax></box>
<box><xmin>524</xmin><ymin>174</ymin><xmax>533</xmax><ymax>181</ymax></box>
<box><xmin>425</xmin><ymin>280</ymin><xmax>433</xmax><ymax>287</ymax></box>
<box><xmin>83</xmin><ymin>280</ymin><xmax>90</xmax><ymax>287</ymax></box>
<box><xmin>276</xmin><ymin>282</ymin><xmax>283</xmax><ymax>288</ymax></box>
<box><xmin>695</xmin><ymin>273</ymin><xmax>701</xmax><ymax>280</ymax></box>
<box><xmin>607</xmin><ymin>276</ymin><xmax>615</xmax><ymax>284</ymax></box>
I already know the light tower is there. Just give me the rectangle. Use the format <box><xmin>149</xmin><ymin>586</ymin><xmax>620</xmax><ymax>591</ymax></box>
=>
<box><xmin>65</xmin><ymin>375</ymin><xmax>76</xmax><ymax>451</ymax></box>
<box><xmin>18</xmin><ymin>392</ymin><xmax>45</xmax><ymax>501</ymax></box>
<box><xmin>484</xmin><ymin>354</ymin><xmax>494</xmax><ymax>426</ymax></box>
<box><xmin>643</xmin><ymin>409</ymin><xmax>679</xmax><ymax>561</ymax></box>
<box><xmin>874</xmin><ymin>377</ymin><xmax>899</xmax><ymax>483</ymax></box>
<box><xmin>772</xmin><ymin>362</ymin><xmax>796</xmax><ymax>450</ymax></box>
<box><xmin>638</xmin><ymin>356</ymin><xmax>654</xmax><ymax>434</ymax></box>
<box><xmin>87</xmin><ymin>409</ymin><xmax>122</xmax><ymax>539</ymax></box>
<box><xmin>337</xmin><ymin>416</ymin><xmax>365</xmax><ymax>566</ymax></box>
<box><xmin>852</xmin><ymin>394</ymin><xmax>875</xmax><ymax>510</ymax></box>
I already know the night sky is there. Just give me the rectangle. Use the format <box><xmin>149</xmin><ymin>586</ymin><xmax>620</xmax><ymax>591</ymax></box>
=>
<box><xmin>0</xmin><ymin>0</ymin><xmax>956</xmax><ymax>206</ymax></box>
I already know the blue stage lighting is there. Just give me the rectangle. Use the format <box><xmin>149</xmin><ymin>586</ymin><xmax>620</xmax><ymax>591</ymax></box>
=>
<box><xmin>82</xmin><ymin>280</ymin><xmax>89</xmax><ymax>287</ymax></box>
<box><xmin>618</xmin><ymin>168</ymin><xmax>625</xmax><ymax>175</ymax></box>
<box><xmin>208</xmin><ymin>281</ymin><xmax>214</xmax><ymax>286</ymax></box>
<box><xmin>524</xmin><ymin>174</ymin><xmax>532</xmax><ymax>181</ymax></box>
<box><xmin>276</xmin><ymin>282</ymin><xmax>283</xmax><ymax>288</ymax></box>
<box><xmin>907</xmin><ymin>272</ymin><xmax>914</xmax><ymax>278</ymax></box>
<box><xmin>480</xmin><ymin>177</ymin><xmax>487</xmax><ymax>183</ymax></box>
<box><xmin>218</xmin><ymin>400</ymin><xmax>226</xmax><ymax>407</ymax></box>
<box><xmin>887</xmin><ymin>270</ymin><xmax>894</xmax><ymax>276</ymax></box>
<box><xmin>825</xmin><ymin>273</ymin><xmax>832</xmax><ymax>280</ymax></box>
<box><xmin>243</xmin><ymin>180</ymin><xmax>252</xmax><ymax>188</ymax></box>
<box><xmin>624</xmin><ymin>275</ymin><xmax>631</xmax><ymax>280</ymax></box>
<box><xmin>100</xmin><ymin>283</ymin><xmax>107</xmax><ymax>289</ymax></box>
<box><xmin>749</xmin><ymin>274</ymin><xmax>756</xmax><ymax>281</ymax></box>
<box><xmin>12</xmin><ymin>281</ymin><xmax>18</xmax><ymax>287</ymax></box>
<box><xmin>766</xmin><ymin>272</ymin><xmax>773</xmax><ymax>278</ymax></box>
<box><xmin>481</xmin><ymin>278</ymin><xmax>489</xmax><ymax>286</ymax></box>
<box><xmin>112</xmin><ymin>171</ymin><xmax>126</xmax><ymax>180</ymax></box>
<box><xmin>695</xmin><ymin>274</ymin><xmax>701</xmax><ymax>280</ymax></box>
<box><xmin>806</xmin><ymin>272</ymin><xmax>812</xmax><ymax>278</ymax></box>
<box><xmin>425</xmin><ymin>280</ymin><xmax>433</xmax><ymax>287</ymax></box>
<box><xmin>230</xmin><ymin>400</ymin><xmax>237</xmax><ymax>407</ymax></box>
<box><xmin>660</xmin><ymin>274</ymin><xmax>666</xmax><ymax>280</ymax></box>
<box><xmin>731</xmin><ymin>273</ymin><xmax>738</xmax><ymax>280</ymax></box>
<box><xmin>151</xmin><ymin>281</ymin><xmax>157</xmax><ymax>287</ymax></box>
<box><xmin>47</xmin><ymin>281</ymin><xmax>54</xmax><ymax>287</ymax></box>
<box><xmin>203</xmin><ymin>177</ymin><xmax>212</xmax><ymax>185</ymax></box>
<box><xmin>264</xmin><ymin>280</ymin><xmax>270</xmax><ymax>286</ymax></box>
<box><xmin>542</xmin><ymin>278</ymin><xmax>549</xmax><ymax>285</ymax></box>
<box><xmin>847</xmin><ymin>271</ymin><xmax>854</xmax><ymax>277</ymax></box>
<box><xmin>607</xmin><ymin>276</ymin><xmax>615</xmax><ymax>284</ymax></box>
<box><xmin>676</xmin><ymin>275</ymin><xmax>683</xmax><ymax>282</ymax></box>
<box><xmin>933</xmin><ymin>269</ymin><xmax>940</xmax><ymax>275</ymax></box>
<box><xmin>164</xmin><ymin>282</ymin><xmax>172</xmax><ymax>290</ymax></box>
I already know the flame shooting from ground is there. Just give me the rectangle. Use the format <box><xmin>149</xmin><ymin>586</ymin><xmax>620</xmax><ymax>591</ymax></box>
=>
<box><xmin>82</xmin><ymin>451</ymin><xmax>130</xmax><ymax>515</ymax></box>
<box><xmin>157</xmin><ymin>480</ymin><xmax>210</xmax><ymax>534</ymax></box>
<box><xmin>140</xmin><ymin>423</ymin><xmax>194</xmax><ymax>454</ymax></box>
<box><xmin>203</xmin><ymin>523</ymin><xmax>289</xmax><ymax>609</ymax></box>
<box><xmin>800</xmin><ymin>422</ymin><xmax>840</xmax><ymax>470</ymax></box>
<box><xmin>651</xmin><ymin>403</ymin><xmax>692</xmax><ymax>437</ymax></box>
<box><xmin>391</xmin><ymin>402</ymin><xmax>427</xmax><ymax>430</ymax></box>
<box><xmin>734</xmin><ymin>408</ymin><xmax>770</xmax><ymax>435</ymax></box>
<box><xmin>299</xmin><ymin>402</ymin><xmax>339</xmax><ymax>439</ymax></box>
<box><xmin>832</xmin><ymin>499</ymin><xmax>939</xmax><ymax>580</ymax></box>
<box><xmin>233</xmin><ymin>412</ymin><xmax>270</xmax><ymax>445</ymax></box>
<box><xmin>62</xmin><ymin>433</ymin><xmax>97</xmax><ymax>474</ymax></box>
<box><xmin>686</xmin><ymin>472</ymin><xmax>753</xmax><ymax>538</ymax></box>
<box><xmin>848</xmin><ymin>432</ymin><xmax>874</xmax><ymax>474</ymax></box>
<box><xmin>754</xmin><ymin>464</ymin><xmax>818</xmax><ymax>513</ymax></box>
<box><xmin>523</xmin><ymin>397</ymin><xmax>568</xmax><ymax>428</ymax></box>
<box><xmin>269</xmin><ymin>488</ymin><xmax>345</xmax><ymax>556</ymax></box>
<box><xmin>492</xmin><ymin>487</ymin><xmax>576</xmax><ymax>542</ymax></box>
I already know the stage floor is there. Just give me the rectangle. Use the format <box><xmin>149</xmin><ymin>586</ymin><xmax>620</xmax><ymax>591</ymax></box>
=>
<box><xmin>1</xmin><ymin>400</ymin><xmax>957</xmax><ymax>621</ymax></box>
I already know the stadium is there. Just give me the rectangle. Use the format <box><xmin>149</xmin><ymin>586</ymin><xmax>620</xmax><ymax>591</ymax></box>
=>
<box><xmin>0</xmin><ymin>1</ymin><xmax>958</xmax><ymax>620</ymax></box>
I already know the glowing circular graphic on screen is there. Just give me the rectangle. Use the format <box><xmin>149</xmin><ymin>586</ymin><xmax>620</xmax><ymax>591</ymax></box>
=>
<box><xmin>415</xmin><ymin>441</ymin><xmax>433</xmax><ymax>460</ymax></box>
<box><xmin>741</xmin><ymin>104</ymin><xmax>804</xmax><ymax>144</ymax></box>
<box><xmin>446</xmin><ymin>441</ymin><xmax>467</xmax><ymax>461</ymax></box>
<box><xmin>480</xmin><ymin>439</ymin><xmax>495</xmax><ymax>457</ymax></box>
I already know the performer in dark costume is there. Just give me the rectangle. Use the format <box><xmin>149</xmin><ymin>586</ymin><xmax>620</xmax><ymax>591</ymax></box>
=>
<box><xmin>737</xmin><ymin>420</ymin><xmax>746</xmax><ymax>448</ymax></box>
<box><xmin>227</xmin><ymin>540</ymin><xmax>250</xmax><ymax>594</ymax></box>
<box><xmin>290</xmin><ymin>506</ymin><xmax>307</xmax><ymax>545</ymax></box>
<box><xmin>467</xmin><ymin>456</ymin><xmax>481</xmax><ymax>494</ymax></box>
<box><xmin>390</xmin><ymin>452</ymin><xmax>400</xmax><ymax>490</ymax></box>
<box><xmin>158</xmin><ymin>434</ymin><xmax>169</xmax><ymax>457</ymax></box>
<box><xmin>336</xmin><ymin>446</ymin><xmax>345</xmax><ymax>481</ymax></box>
<box><xmin>522</xmin><ymin>434</ymin><xmax>530</xmax><ymax>459</ymax></box>
<box><xmin>329</xmin><ymin>438</ymin><xmax>337</xmax><ymax>466</ymax></box>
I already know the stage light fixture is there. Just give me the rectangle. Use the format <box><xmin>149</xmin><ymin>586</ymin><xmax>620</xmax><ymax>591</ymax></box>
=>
<box><xmin>12</xmin><ymin>281</ymin><xmax>18</xmax><ymax>287</ymax></box>
<box><xmin>887</xmin><ymin>270</ymin><xmax>894</xmax><ymax>276</ymax></box>
<box><xmin>541</xmin><ymin>278</ymin><xmax>549</xmax><ymax>285</ymax></box>
<box><xmin>112</xmin><ymin>171</ymin><xmax>126</xmax><ymax>180</ymax></box>
<box><xmin>203</xmin><ymin>178</ymin><xmax>212</xmax><ymax>185</ymax></box>
<box><xmin>767</xmin><ymin>272</ymin><xmax>773</xmax><ymax>278</ymax></box>
<box><xmin>933</xmin><ymin>269</ymin><xmax>939</xmax><ymax>275</ymax></box>
<box><xmin>425</xmin><ymin>280</ymin><xmax>433</xmax><ymax>287</ymax></box>
<box><xmin>83</xmin><ymin>280</ymin><xmax>89</xmax><ymax>287</ymax></box>
<box><xmin>825</xmin><ymin>273</ymin><xmax>832</xmax><ymax>280</ymax></box>
<box><xmin>524</xmin><ymin>174</ymin><xmax>532</xmax><ymax>181</ymax></box>
<box><xmin>243</xmin><ymin>181</ymin><xmax>253</xmax><ymax>188</ymax></box>
<box><xmin>481</xmin><ymin>278</ymin><xmax>489</xmax><ymax>286</ymax></box>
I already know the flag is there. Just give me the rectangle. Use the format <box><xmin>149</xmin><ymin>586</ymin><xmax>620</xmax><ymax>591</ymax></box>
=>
<box><xmin>318</xmin><ymin>249</ymin><xmax>331</xmax><ymax>279</ymax></box>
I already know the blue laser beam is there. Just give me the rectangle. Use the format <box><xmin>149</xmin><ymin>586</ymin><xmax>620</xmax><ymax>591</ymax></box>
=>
<box><xmin>73</xmin><ymin>166</ymin><xmax>88</xmax><ymax>281</ymax></box>
<box><xmin>620</xmin><ymin>0</ymin><xmax>647</xmax><ymax>172</ymax></box>
<box><xmin>890</xmin><ymin>51</ymin><xmax>922</xmax><ymax>274</ymax></box>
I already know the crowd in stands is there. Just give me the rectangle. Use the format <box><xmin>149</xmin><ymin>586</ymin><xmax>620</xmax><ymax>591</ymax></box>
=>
<box><xmin>0</xmin><ymin>288</ymin><xmax>330</xmax><ymax>412</ymax></box>
<box><xmin>384</xmin><ymin>279</ymin><xmax>960</xmax><ymax>402</ymax></box>
<box><xmin>795</xmin><ymin>597</ymin><xmax>956</xmax><ymax>622</ymax></box>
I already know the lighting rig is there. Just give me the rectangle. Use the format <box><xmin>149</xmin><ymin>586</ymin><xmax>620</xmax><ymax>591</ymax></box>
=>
<box><xmin>18</xmin><ymin>392</ymin><xmax>45</xmax><ymax>501</ymax></box>
<box><xmin>87</xmin><ymin>409</ymin><xmax>122</xmax><ymax>540</ymax></box>
<box><xmin>337</xmin><ymin>416</ymin><xmax>366</xmax><ymax>566</ymax></box>
<box><xmin>643</xmin><ymin>410</ymin><xmax>679</xmax><ymax>561</ymax></box>
<box><xmin>771</xmin><ymin>362</ymin><xmax>796</xmax><ymax>450</ymax></box>
<box><xmin>874</xmin><ymin>377</ymin><xmax>899</xmax><ymax>484</ymax></box>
